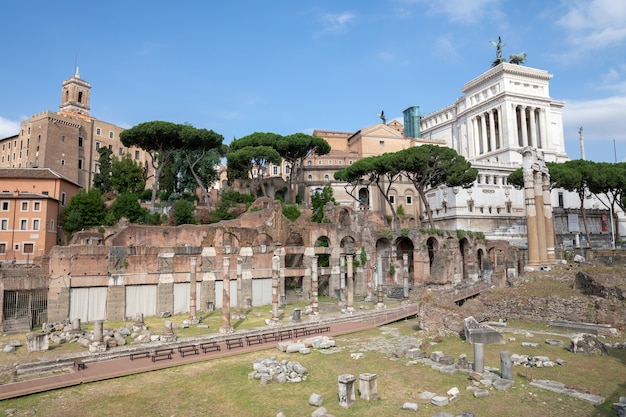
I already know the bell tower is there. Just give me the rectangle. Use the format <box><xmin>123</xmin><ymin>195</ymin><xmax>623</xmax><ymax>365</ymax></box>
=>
<box><xmin>59</xmin><ymin>67</ymin><xmax>91</xmax><ymax>115</ymax></box>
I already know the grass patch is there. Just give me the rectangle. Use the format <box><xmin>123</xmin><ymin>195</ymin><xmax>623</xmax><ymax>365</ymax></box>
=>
<box><xmin>1</xmin><ymin>319</ymin><xmax>624</xmax><ymax>417</ymax></box>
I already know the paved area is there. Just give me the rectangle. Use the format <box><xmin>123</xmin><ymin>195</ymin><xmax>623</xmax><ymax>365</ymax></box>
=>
<box><xmin>0</xmin><ymin>304</ymin><xmax>418</xmax><ymax>400</ymax></box>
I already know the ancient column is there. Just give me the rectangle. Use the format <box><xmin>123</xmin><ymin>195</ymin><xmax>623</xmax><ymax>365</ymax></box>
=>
<box><xmin>538</xmin><ymin>108</ymin><xmax>548</xmax><ymax>149</ymax></box>
<box><xmin>339</xmin><ymin>255</ymin><xmax>346</xmax><ymax>302</ymax></box>
<box><xmin>473</xmin><ymin>342</ymin><xmax>485</xmax><ymax>373</ymax></box>
<box><xmin>522</xmin><ymin>150</ymin><xmax>540</xmax><ymax>266</ymax></box>
<box><xmin>93</xmin><ymin>320</ymin><xmax>104</xmax><ymax>343</ymax></box>
<box><xmin>236</xmin><ymin>257</ymin><xmax>243</xmax><ymax>316</ymax></box>
<box><xmin>346</xmin><ymin>254</ymin><xmax>354</xmax><ymax>311</ymax></box>
<box><xmin>500</xmin><ymin>351</ymin><xmax>513</xmax><ymax>380</ymax></box>
<box><xmin>376</xmin><ymin>254</ymin><xmax>384</xmax><ymax>309</ymax></box>
<box><xmin>543</xmin><ymin>172</ymin><xmax>556</xmax><ymax>262</ymax></box>
<box><xmin>220</xmin><ymin>257</ymin><xmax>233</xmax><ymax>333</ymax></box>
<box><xmin>534</xmin><ymin>170</ymin><xmax>548</xmax><ymax>263</ymax></box>
<box><xmin>271</xmin><ymin>254</ymin><xmax>280</xmax><ymax>324</ymax></box>
<box><xmin>402</xmin><ymin>253</ymin><xmax>409</xmax><ymax>299</ymax></box>
<box><xmin>496</xmin><ymin>106</ymin><xmax>503</xmax><ymax>148</ymax></box>
<box><xmin>189</xmin><ymin>257</ymin><xmax>197</xmax><ymax>321</ymax></box>
<box><xmin>480</xmin><ymin>115</ymin><xmax>487</xmax><ymax>154</ymax></box>
<box><xmin>311</xmin><ymin>255</ymin><xmax>319</xmax><ymax>316</ymax></box>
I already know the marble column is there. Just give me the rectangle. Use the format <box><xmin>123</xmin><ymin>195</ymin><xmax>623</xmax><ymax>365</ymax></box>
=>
<box><xmin>543</xmin><ymin>173</ymin><xmax>556</xmax><ymax>262</ymax></box>
<box><xmin>529</xmin><ymin>107</ymin><xmax>537</xmax><ymax>147</ymax></box>
<box><xmin>520</xmin><ymin>106</ymin><xmax>529</xmax><ymax>147</ymax></box>
<box><xmin>534</xmin><ymin>171</ymin><xmax>548</xmax><ymax>263</ymax></box>
<box><xmin>480</xmin><ymin>114</ymin><xmax>488</xmax><ymax>154</ymax></box>
<box><xmin>473</xmin><ymin>342</ymin><xmax>485</xmax><ymax>373</ymax></box>
<box><xmin>220</xmin><ymin>257</ymin><xmax>233</xmax><ymax>333</ymax></box>
<box><xmin>270</xmin><ymin>255</ymin><xmax>280</xmax><ymax>324</ymax></box>
<box><xmin>189</xmin><ymin>257</ymin><xmax>197</xmax><ymax>320</ymax></box>
<box><xmin>488</xmin><ymin>109</ymin><xmax>496</xmax><ymax>152</ymax></box>
<box><xmin>346</xmin><ymin>254</ymin><xmax>354</xmax><ymax>311</ymax></box>
<box><xmin>403</xmin><ymin>253</ymin><xmax>409</xmax><ymax>298</ymax></box>
<box><xmin>311</xmin><ymin>256</ymin><xmax>319</xmax><ymax>315</ymax></box>
<box><xmin>236</xmin><ymin>257</ymin><xmax>243</xmax><ymax>316</ymax></box>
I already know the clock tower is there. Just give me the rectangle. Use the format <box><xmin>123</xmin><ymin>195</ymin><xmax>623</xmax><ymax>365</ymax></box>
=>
<box><xmin>59</xmin><ymin>67</ymin><xmax>91</xmax><ymax>116</ymax></box>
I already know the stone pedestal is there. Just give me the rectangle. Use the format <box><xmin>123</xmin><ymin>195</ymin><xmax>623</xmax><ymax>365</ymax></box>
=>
<box><xmin>26</xmin><ymin>332</ymin><xmax>49</xmax><ymax>352</ymax></box>
<box><xmin>473</xmin><ymin>342</ymin><xmax>484</xmax><ymax>373</ymax></box>
<box><xmin>292</xmin><ymin>308</ymin><xmax>302</xmax><ymax>323</ymax></box>
<box><xmin>338</xmin><ymin>374</ymin><xmax>357</xmax><ymax>408</ymax></box>
<box><xmin>359</xmin><ymin>373</ymin><xmax>380</xmax><ymax>401</ymax></box>
<box><xmin>70</xmin><ymin>318</ymin><xmax>82</xmax><ymax>334</ymax></box>
<box><xmin>161</xmin><ymin>320</ymin><xmax>176</xmax><ymax>342</ymax></box>
<box><xmin>500</xmin><ymin>351</ymin><xmax>513</xmax><ymax>380</ymax></box>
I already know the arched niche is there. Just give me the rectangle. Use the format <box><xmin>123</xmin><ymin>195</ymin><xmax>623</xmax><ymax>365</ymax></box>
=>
<box><xmin>426</xmin><ymin>237</ymin><xmax>439</xmax><ymax>268</ymax></box>
<box><xmin>285</xmin><ymin>232</ymin><xmax>304</xmax><ymax>268</ymax></box>
<box><xmin>315</xmin><ymin>236</ymin><xmax>330</xmax><ymax>267</ymax></box>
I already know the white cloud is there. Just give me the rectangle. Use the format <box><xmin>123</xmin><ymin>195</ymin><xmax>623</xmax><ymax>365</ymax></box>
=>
<box><xmin>431</xmin><ymin>36</ymin><xmax>460</xmax><ymax>62</ymax></box>
<box><xmin>0</xmin><ymin>116</ymin><xmax>20</xmax><ymax>139</ymax></box>
<box><xmin>562</xmin><ymin>96</ymin><xmax>626</xmax><ymax>142</ymax></box>
<box><xmin>558</xmin><ymin>0</ymin><xmax>626</xmax><ymax>50</ymax></box>
<box><xmin>400</xmin><ymin>0</ymin><xmax>501</xmax><ymax>24</ymax></box>
<box><xmin>317</xmin><ymin>11</ymin><xmax>356</xmax><ymax>35</ymax></box>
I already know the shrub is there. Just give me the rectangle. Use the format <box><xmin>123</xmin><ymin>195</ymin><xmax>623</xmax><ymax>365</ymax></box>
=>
<box><xmin>282</xmin><ymin>204</ymin><xmax>301</xmax><ymax>221</ymax></box>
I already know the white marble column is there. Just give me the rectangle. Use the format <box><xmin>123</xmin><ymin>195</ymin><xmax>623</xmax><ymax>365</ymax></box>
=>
<box><xmin>496</xmin><ymin>106</ymin><xmax>503</xmax><ymax>149</ymax></box>
<box><xmin>520</xmin><ymin>106</ymin><xmax>528</xmax><ymax>147</ymax></box>
<box><xmin>529</xmin><ymin>107</ymin><xmax>537</xmax><ymax>148</ymax></box>
<box><xmin>538</xmin><ymin>108</ymin><xmax>548</xmax><ymax>149</ymax></box>
<box><xmin>488</xmin><ymin>109</ymin><xmax>496</xmax><ymax>152</ymax></box>
<box><xmin>480</xmin><ymin>114</ymin><xmax>488</xmax><ymax>154</ymax></box>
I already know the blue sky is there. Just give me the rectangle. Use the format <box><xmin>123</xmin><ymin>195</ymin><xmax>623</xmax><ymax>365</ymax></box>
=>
<box><xmin>1</xmin><ymin>0</ymin><xmax>625</xmax><ymax>162</ymax></box>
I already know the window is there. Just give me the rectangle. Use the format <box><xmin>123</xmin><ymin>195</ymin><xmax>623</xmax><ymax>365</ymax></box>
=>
<box><xmin>61</xmin><ymin>135</ymin><xmax>65</xmax><ymax>142</ymax></box>
<box><xmin>109</xmin><ymin>131</ymin><xmax>114</xmax><ymax>139</ymax></box>
<box><xmin>21</xmin><ymin>201</ymin><xmax>28</xmax><ymax>211</ymax></box>
<box><xmin>135</xmin><ymin>150</ymin><xmax>140</xmax><ymax>160</ymax></box>
<box><xmin>33</xmin><ymin>219</ymin><xmax>40</xmax><ymax>230</ymax></box>
<box><xmin>1</xmin><ymin>219</ymin><xmax>7</xmax><ymax>230</ymax></box>
<box><xmin>78</xmin><ymin>159</ymin><xmax>83</xmax><ymax>169</ymax></box>
<box><xmin>307</xmin><ymin>161</ymin><xmax>312</xmax><ymax>166</ymax></box>
<box><xmin>389</xmin><ymin>195</ymin><xmax>395</xmax><ymax>204</ymax></box>
<box><xmin>406</xmin><ymin>195</ymin><xmax>413</xmax><ymax>205</ymax></box>
<box><xmin>349</xmin><ymin>160</ymin><xmax>353</xmax><ymax>165</ymax></box>
<box><xmin>285</xmin><ymin>166</ymin><xmax>291</xmax><ymax>173</ymax></box>
<box><xmin>273</xmin><ymin>166</ymin><xmax>278</xmax><ymax>175</ymax></box>
<box><xmin>78</xmin><ymin>136</ymin><xmax>84</xmax><ymax>147</ymax></box>
<box><xmin>324</xmin><ymin>174</ymin><xmax>330</xmax><ymax>181</ymax></box>
<box><xmin>307</xmin><ymin>175</ymin><xmax>313</xmax><ymax>182</ymax></box>
<box><xmin>78</xmin><ymin>91</ymin><xmax>83</xmax><ymax>103</ymax></box>
<box><xmin>328</xmin><ymin>160</ymin><xmax>333</xmax><ymax>165</ymax></box>
<box><xmin>23</xmin><ymin>243</ymin><xmax>34</xmax><ymax>254</ymax></box>
<box><xmin>61</xmin><ymin>159</ymin><xmax>65</xmax><ymax>166</ymax></box>
<box><xmin>49</xmin><ymin>219</ymin><xmax>55</xmax><ymax>232</ymax></box>
<box><xmin>119</xmin><ymin>147</ymin><xmax>123</xmax><ymax>155</ymax></box>
<box><xmin>0</xmin><ymin>243</ymin><xmax>6</xmax><ymax>254</ymax></box>
<box><xmin>338</xmin><ymin>160</ymin><xmax>342</xmax><ymax>165</ymax></box>
<box><xmin>96</xmin><ymin>128</ymin><xmax>101</xmax><ymax>135</ymax></box>
<box><xmin>95</xmin><ymin>162</ymin><xmax>100</xmax><ymax>174</ymax></box>
<box><xmin>318</xmin><ymin>160</ymin><xmax>323</xmax><ymax>165</ymax></box>
<box><xmin>95</xmin><ymin>141</ymin><xmax>101</xmax><ymax>149</ymax></box>
<box><xmin>20</xmin><ymin>219</ymin><xmax>27</xmax><ymax>230</ymax></box>
<box><xmin>379</xmin><ymin>141</ymin><xmax>385</xmax><ymax>147</ymax></box>
<box><xmin>61</xmin><ymin>192</ymin><xmax>66</xmax><ymax>206</ymax></box>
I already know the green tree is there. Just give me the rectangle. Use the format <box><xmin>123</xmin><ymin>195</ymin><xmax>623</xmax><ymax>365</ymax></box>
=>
<box><xmin>548</xmin><ymin>159</ymin><xmax>597</xmax><ymax>245</ymax></box>
<box><xmin>93</xmin><ymin>147</ymin><xmax>113</xmax><ymax>194</ymax></box>
<box><xmin>172</xmin><ymin>199</ymin><xmax>196</xmax><ymax>225</ymax></box>
<box><xmin>587</xmin><ymin>162</ymin><xmax>626</xmax><ymax>242</ymax></box>
<box><xmin>111</xmin><ymin>153</ymin><xmax>146</xmax><ymax>195</ymax></box>
<box><xmin>227</xmin><ymin>133</ymin><xmax>282</xmax><ymax>197</ymax></box>
<box><xmin>62</xmin><ymin>188</ymin><xmax>106</xmax><ymax>233</ymax></box>
<box><xmin>275</xmin><ymin>133</ymin><xmax>331</xmax><ymax>203</ymax></box>
<box><xmin>109</xmin><ymin>192</ymin><xmax>146</xmax><ymax>223</ymax></box>
<box><xmin>335</xmin><ymin>152</ymin><xmax>402</xmax><ymax>229</ymax></box>
<box><xmin>398</xmin><ymin>145</ymin><xmax>477</xmax><ymax>229</ymax></box>
<box><xmin>310</xmin><ymin>186</ymin><xmax>336</xmax><ymax>222</ymax></box>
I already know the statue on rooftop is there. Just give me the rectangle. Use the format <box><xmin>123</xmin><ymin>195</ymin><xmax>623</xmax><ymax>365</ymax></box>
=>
<box><xmin>490</xmin><ymin>36</ymin><xmax>506</xmax><ymax>67</ymax></box>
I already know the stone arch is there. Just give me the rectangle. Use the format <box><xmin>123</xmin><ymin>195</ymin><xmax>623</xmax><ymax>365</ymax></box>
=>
<box><xmin>340</xmin><ymin>235</ymin><xmax>356</xmax><ymax>254</ymax></box>
<box><xmin>375</xmin><ymin>238</ymin><xmax>392</xmax><ymax>284</ymax></box>
<box><xmin>252</xmin><ymin>233</ymin><xmax>273</xmax><ymax>248</ymax></box>
<box><xmin>408</xmin><ymin>217</ymin><xmax>417</xmax><ymax>228</ymax></box>
<box><xmin>315</xmin><ymin>236</ymin><xmax>331</xmax><ymax>267</ymax></box>
<box><xmin>395</xmin><ymin>236</ymin><xmax>415</xmax><ymax>286</ymax></box>
<box><xmin>223</xmin><ymin>232</ymin><xmax>239</xmax><ymax>252</ymax></box>
<box><xmin>338</xmin><ymin>209</ymin><xmax>351</xmax><ymax>227</ymax></box>
<box><xmin>426</xmin><ymin>237</ymin><xmax>439</xmax><ymax>268</ymax></box>
<box><xmin>285</xmin><ymin>232</ymin><xmax>304</xmax><ymax>268</ymax></box>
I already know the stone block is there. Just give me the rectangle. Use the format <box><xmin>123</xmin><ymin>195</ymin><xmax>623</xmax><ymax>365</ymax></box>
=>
<box><xmin>417</xmin><ymin>391</ymin><xmax>434</xmax><ymax>400</ymax></box>
<box><xmin>406</xmin><ymin>348</ymin><xmax>422</xmax><ymax>358</ymax></box>
<box><xmin>311</xmin><ymin>407</ymin><xmax>328</xmax><ymax>417</ymax></box>
<box><xmin>299</xmin><ymin>347</ymin><xmax>311</xmax><ymax>355</ymax></box>
<box><xmin>439</xmin><ymin>355</ymin><xmax>455</xmax><ymax>365</ymax></box>
<box><xmin>493</xmin><ymin>378</ymin><xmax>514</xmax><ymax>391</ymax></box>
<box><xmin>309</xmin><ymin>393</ymin><xmax>324</xmax><ymax>406</ymax></box>
<box><xmin>431</xmin><ymin>351</ymin><xmax>444</xmax><ymax>362</ymax></box>
<box><xmin>473</xmin><ymin>389</ymin><xmax>490</xmax><ymax>398</ymax></box>
<box><xmin>401</xmin><ymin>402</ymin><xmax>418</xmax><ymax>412</ymax></box>
<box><xmin>431</xmin><ymin>395</ymin><xmax>449</xmax><ymax>406</ymax></box>
<box><xmin>447</xmin><ymin>387</ymin><xmax>460</xmax><ymax>397</ymax></box>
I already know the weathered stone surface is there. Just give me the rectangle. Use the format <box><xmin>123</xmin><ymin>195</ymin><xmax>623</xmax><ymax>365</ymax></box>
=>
<box><xmin>569</xmin><ymin>333</ymin><xmax>609</xmax><ymax>355</ymax></box>
<box><xmin>464</xmin><ymin>316</ymin><xmax>504</xmax><ymax>345</ymax></box>
<box><xmin>493</xmin><ymin>378</ymin><xmax>514</xmax><ymax>391</ymax></box>
<box><xmin>419</xmin><ymin>391</ymin><xmax>436</xmax><ymax>400</ymax></box>
<box><xmin>473</xmin><ymin>389</ymin><xmax>490</xmax><ymax>398</ymax></box>
<box><xmin>530</xmin><ymin>380</ymin><xmax>605</xmax><ymax>405</ymax></box>
<box><xmin>309</xmin><ymin>393</ymin><xmax>323</xmax><ymax>406</ymax></box>
<box><xmin>574</xmin><ymin>271</ymin><xmax>624</xmax><ymax>300</ymax></box>
<box><xmin>432</xmin><ymin>412</ymin><xmax>454</xmax><ymax>417</ymax></box>
<box><xmin>311</xmin><ymin>406</ymin><xmax>328</xmax><ymax>417</ymax></box>
<box><xmin>431</xmin><ymin>351</ymin><xmax>444</xmax><ymax>362</ymax></box>
<box><xmin>431</xmin><ymin>395</ymin><xmax>449</xmax><ymax>406</ymax></box>
<box><xmin>401</xmin><ymin>402</ymin><xmax>418</xmax><ymax>412</ymax></box>
<box><xmin>439</xmin><ymin>355</ymin><xmax>455</xmax><ymax>365</ymax></box>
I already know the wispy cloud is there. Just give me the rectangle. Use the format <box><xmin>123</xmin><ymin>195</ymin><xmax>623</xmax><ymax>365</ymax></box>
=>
<box><xmin>557</xmin><ymin>0</ymin><xmax>626</xmax><ymax>50</ymax></box>
<box><xmin>0</xmin><ymin>116</ymin><xmax>20</xmax><ymax>139</ymax></box>
<box><xmin>316</xmin><ymin>11</ymin><xmax>356</xmax><ymax>35</ymax></box>
<box><xmin>396</xmin><ymin>0</ymin><xmax>501</xmax><ymax>24</ymax></box>
<box><xmin>431</xmin><ymin>36</ymin><xmax>460</xmax><ymax>62</ymax></box>
<box><xmin>563</xmin><ymin>96</ymin><xmax>626</xmax><ymax>142</ymax></box>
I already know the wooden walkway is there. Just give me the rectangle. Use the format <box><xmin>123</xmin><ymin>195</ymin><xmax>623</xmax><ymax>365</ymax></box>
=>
<box><xmin>0</xmin><ymin>304</ymin><xmax>418</xmax><ymax>401</ymax></box>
